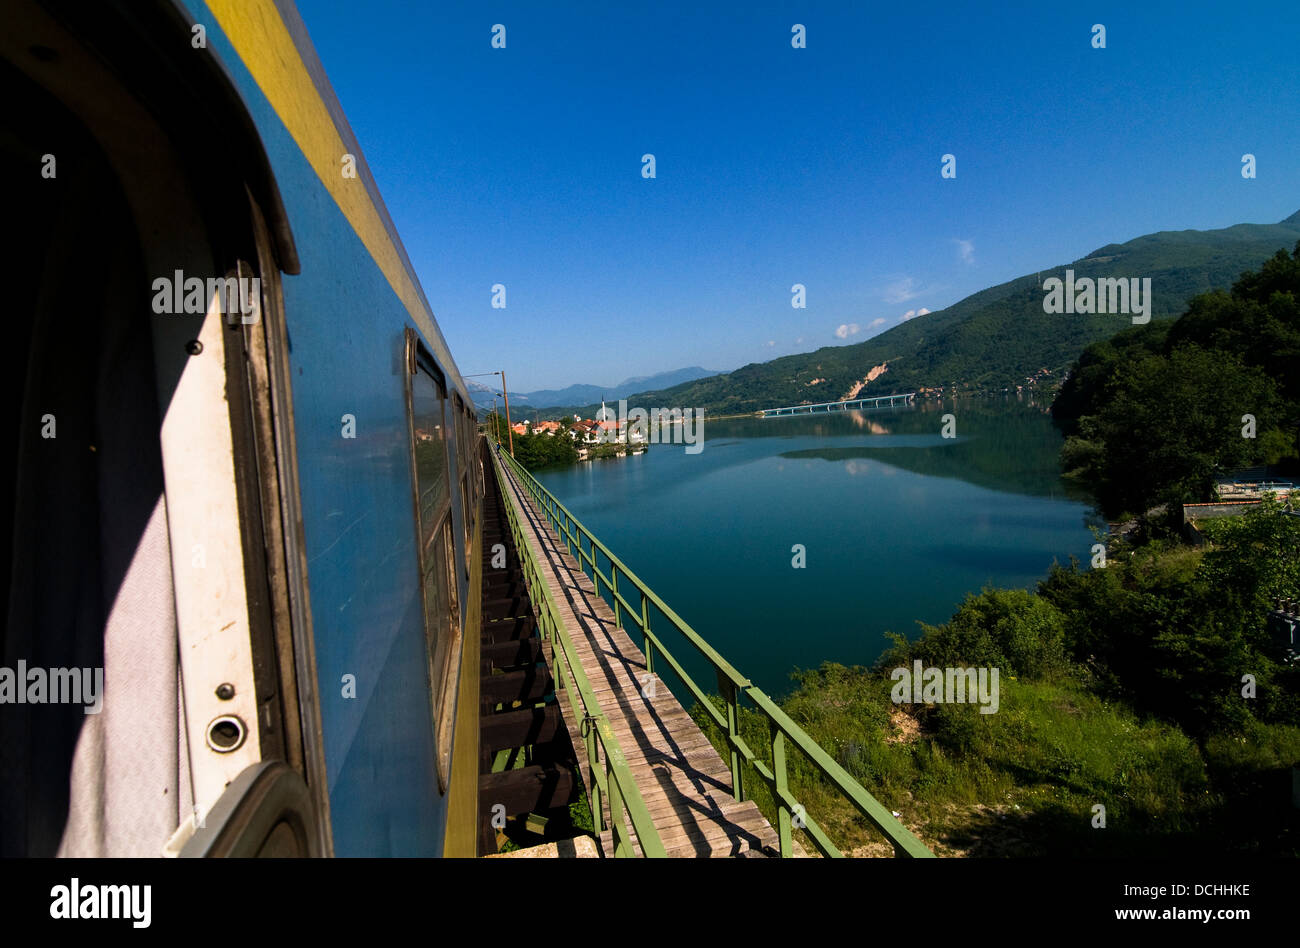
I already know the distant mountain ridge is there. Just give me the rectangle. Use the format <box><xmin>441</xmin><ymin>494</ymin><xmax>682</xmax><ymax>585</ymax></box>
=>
<box><xmin>557</xmin><ymin>210</ymin><xmax>1300</xmax><ymax>417</ymax></box>
<box><xmin>472</xmin><ymin>366</ymin><xmax>724</xmax><ymax>412</ymax></box>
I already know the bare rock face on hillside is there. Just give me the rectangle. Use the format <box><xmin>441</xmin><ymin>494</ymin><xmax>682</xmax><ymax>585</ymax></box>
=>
<box><xmin>886</xmin><ymin>707</ymin><xmax>921</xmax><ymax>744</ymax></box>
<box><xmin>842</xmin><ymin>362</ymin><xmax>889</xmax><ymax>400</ymax></box>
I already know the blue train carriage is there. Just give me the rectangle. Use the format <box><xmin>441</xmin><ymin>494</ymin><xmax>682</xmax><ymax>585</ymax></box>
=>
<box><xmin>2</xmin><ymin>0</ymin><xmax>485</xmax><ymax>856</ymax></box>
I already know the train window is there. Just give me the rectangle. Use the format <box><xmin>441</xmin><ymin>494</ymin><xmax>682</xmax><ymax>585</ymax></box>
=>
<box><xmin>460</xmin><ymin>471</ymin><xmax>472</xmax><ymax>580</ymax></box>
<box><xmin>457</xmin><ymin>397</ymin><xmax>473</xmax><ymax>484</ymax></box>
<box><xmin>411</xmin><ymin>381</ymin><xmax>448</xmax><ymax>529</ymax></box>
<box><xmin>403</xmin><ymin>329</ymin><xmax>462</xmax><ymax>793</ymax></box>
<box><xmin>451</xmin><ymin>395</ymin><xmax>473</xmax><ymax>579</ymax></box>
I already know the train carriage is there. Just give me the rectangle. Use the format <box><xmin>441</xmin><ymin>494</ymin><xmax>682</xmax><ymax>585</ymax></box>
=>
<box><xmin>2</xmin><ymin>0</ymin><xmax>484</xmax><ymax>857</ymax></box>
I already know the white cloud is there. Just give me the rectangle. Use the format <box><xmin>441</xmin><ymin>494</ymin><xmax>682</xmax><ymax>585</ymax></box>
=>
<box><xmin>868</xmin><ymin>317</ymin><xmax>886</xmax><ymax>329</ymax></box>
<box><xmin>918</xmin><ymin>307</ymin><xmax>930</xmax><ymax>316</ymax></box>
<box><xmin>955</xmin><ymin>239</ymin><xmax>974</xmax><ymax>265</ymax></box>
<box><xmin>834</xmin><ymin>323</ymin><xmax>860</xmax><ymax>339</ymax></box>
<box><xmin>899</xmin><ymin>307</ymin><xmax>931</xmax><ymax>323</ymax></box>
<box><xmin>883</xmin><ymin>277</ymin><xmax>919</xmax><ymax>304</ymax></box>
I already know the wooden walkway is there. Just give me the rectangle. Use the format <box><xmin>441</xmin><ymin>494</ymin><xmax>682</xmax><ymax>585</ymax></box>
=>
<box><xmin>496</xmin><ymin>458</ymin><xmax>781</xmax><ymax>857</ymax></box>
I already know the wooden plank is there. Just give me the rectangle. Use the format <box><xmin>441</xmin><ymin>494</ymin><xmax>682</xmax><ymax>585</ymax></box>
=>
<box><xmin>481</xmin><ymin>616</ymin><xmax>536</xmax><ymax>643</ymax></box>
<box><xmin>482</xmin><ymin>637</ymin><xmax>543</xmax><ymax>669</ymax></box>
<box><xmin>479</xmin><ymin>765</ymin><xmax>578</xmax><ymax>815</ymax></box>
<box><xmin>480</xmin><ymin>704</ymin><xmax>565</xmax><ymax>753</ymax></box>
<box><xmin>482</xmin><ymin>594</ymin><xmax>533</xmax><ymax>621</ymax></box>
<box><xmin>481</xmin><ymin>666</ymin><xmax>554</xmax><ymax>704</ymax></box>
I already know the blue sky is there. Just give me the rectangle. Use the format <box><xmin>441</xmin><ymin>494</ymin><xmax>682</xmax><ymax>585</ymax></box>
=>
<box><xmin>295</xmin><ymin>0</ymin><xmax>1300</xmax><ymax>392</ymax></box>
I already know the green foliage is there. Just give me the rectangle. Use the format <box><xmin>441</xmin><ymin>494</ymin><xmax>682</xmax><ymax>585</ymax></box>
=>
<box><xmin>568</xmin><ymin>787</ymin><xmax>595</xmax><ymax>834</ymax></box>
<box><xmin>693</xmin><ymin>666</ymin><xmax>1235</xmax><ymax>856</ymax></box>
<box><xmin>1039</xmin><ymin>500</ymin><xmax>1300</xmax><ymax>736</ymax></box>
<box><xmin>483</xmin><ymin>410</ymin><xmax>509</xmax><ymax>444</ymax></box>
<box><xmin>1049</xmin><ymin>322</ymin><xmax>1169</xmax><ymax>435</ymax></box>
<box><xmin>485</xmin><ymin>412</ymin><xmax>581</xmax><ymax>471</ymax></box>
<box><xmin>511</xmin><ymin>431</ymin><xmax>580</xmax><ymax>471</ymax></box>
<box><xmin>1199</xmin><ymin>496</ymin><xmax>1300</xmax><ymax>615</ymax></box>
<box><xmin>881</xmin><ymin>587</ymin><xmax>1069</xmax><ymax>680</ymax></box>
<box><xmin>1063</xmin><ymin>346</ymin><xmax>1283</xmax><ymax>519</ymax></box>
<box><xmin>1054</xmin><ymin>243</ymin><xmax>1300</xmax><ymax>520</ymax></box>
<box><xmin>1167</xmin><ymin>245</ymin><xmax>1300</xmax><ymax>405</ymax></box>
<box><xmin>584</xmin><ymin>442</ymin><xmax>641</xmax><ymax>461</ymax></box>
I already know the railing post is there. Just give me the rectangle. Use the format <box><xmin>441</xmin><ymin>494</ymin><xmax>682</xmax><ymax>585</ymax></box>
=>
<box><xmin>718</xmin><ymin>674</ymin><xmax>744</xmax><ymax>802</ymax></box>
<box><xmin>585</xmin><ymin>721</ymin><xmax>603</xmax><ymax>834</ymax></box>
<box><xmin>608</xmin><ymin>757</ymin><xmax>626</xmax><ymax>857</ymax></box>
<box><xmin>612</xmin><ymin>564</ymin><xmax>622</xmax><ymax>629</ymax></box>
<box><xmin>771</xmin><ymin>721</ymin><xmax>792</xmax><ymax>857</ymax></box>
<box><xmin>642</xmin><ymin>593</ymin><xmax>654</xmax><ymax>675</ymax></box>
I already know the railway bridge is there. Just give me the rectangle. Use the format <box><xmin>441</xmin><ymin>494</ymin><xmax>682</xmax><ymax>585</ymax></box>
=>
<box><xmin>477</xmin><ymin>439</ymin><xmax>934</xmax><ymax>858</ymax></box>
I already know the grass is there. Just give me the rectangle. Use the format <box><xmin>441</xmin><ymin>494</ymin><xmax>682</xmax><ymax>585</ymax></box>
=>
<box><xmin>691</xmin><ymin>663</ymin><xmax>1297</xmax><ymax>856</ymax></box>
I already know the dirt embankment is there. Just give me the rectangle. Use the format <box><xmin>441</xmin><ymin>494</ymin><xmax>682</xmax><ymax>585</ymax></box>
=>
<box><xmin>842</xmin><ymin>362</ymin><xmax>888</xmax><ymax>400</ymax></box>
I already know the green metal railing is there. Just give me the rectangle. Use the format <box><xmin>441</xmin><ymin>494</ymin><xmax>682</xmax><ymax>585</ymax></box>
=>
<box><xmin>497</xmin><ymin>445</ymin><xmax>934</xmax><ymax>858</ymax></box>
<box><xmin>489</xmin><ymin>446</ymin><xmax>666</xmax><ymax>857</ymax></box>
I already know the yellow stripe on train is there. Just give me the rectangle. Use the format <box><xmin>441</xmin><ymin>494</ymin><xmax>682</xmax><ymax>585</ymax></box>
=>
<box><xmin>205</xmin><ymin>0</ymin><xmax>458</xmax><ymax>382</ymax></box>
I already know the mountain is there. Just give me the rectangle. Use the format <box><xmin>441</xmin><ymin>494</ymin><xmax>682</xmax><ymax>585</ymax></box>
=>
<box><xmin>559</xmin><ymin>210</ymin><xmax>1300</xmax><ymax>417</ymax></box>
<box><xmin>615</xmin><ymin>366</ymin><xmax>726</xmax><ymax>394</ymax></box>
<box><xmin>473</xmin><ymin>366</ymin><xmax>724</xmax><ymax>413</ymax></box>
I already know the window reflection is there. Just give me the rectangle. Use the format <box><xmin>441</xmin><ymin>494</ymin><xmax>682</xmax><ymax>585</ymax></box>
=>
<box><xmin>405</xmin><ymin>330</ymin><xmax>460</xmax><ymax>793</ymax></box>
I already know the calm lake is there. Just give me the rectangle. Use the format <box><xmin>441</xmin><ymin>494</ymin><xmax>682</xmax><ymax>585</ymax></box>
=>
<box><xmin>532</xmin><ymin>399</ymin><xmax>1098</xmax><ymax>701</ymax></box>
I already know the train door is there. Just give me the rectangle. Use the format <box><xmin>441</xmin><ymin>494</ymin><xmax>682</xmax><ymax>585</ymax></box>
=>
<box><xmin>1</xmin><ymin>0</ymin><xmax>327</xmax><ymax>856</ymax></box>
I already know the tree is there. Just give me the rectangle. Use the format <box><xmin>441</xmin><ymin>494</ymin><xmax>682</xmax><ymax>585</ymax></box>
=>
<box><xmin>1038</xmin><ymin>501</ymin><xmax>1300</xmax><ymax>736</ymax></box>
<box><xmin>880</xmin><ymin>587</ymin><xmax>1067</xmax><ymax>680</ymax></box>
<box><xmin>1063</xmin><ymin>346</ymin><xmax>1283</xmax><ymax>519</ymax></box>
<box><xmin>483</xmin><ymin>411</ymin><xmax>509</xmax><ymax>445</ymax></box>
<box><xmin>1054</xmin><ymin>243</ymin><xmax>1300</xmax><ymax>521</ymax></box>
<box><xmin>510</xmin><ymin>428</ymin><xmax>579</xmax><ymax>471</ymax></box>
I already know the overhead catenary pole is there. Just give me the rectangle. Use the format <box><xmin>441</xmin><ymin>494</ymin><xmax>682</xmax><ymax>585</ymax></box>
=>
<box><xmin>462</xmin><ymin>372</ymin><xmax>511</xmax><ymax>448</ymax></box>
<box><xmin>500</xmin><ymin>370</ymin><xmax>514</xmax><ymax>457</ymax></box>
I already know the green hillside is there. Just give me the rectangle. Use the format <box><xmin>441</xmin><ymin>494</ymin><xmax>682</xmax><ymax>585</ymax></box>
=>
<box><xmin>1051</xmin><ymin>240</ymin><xmax>1300</xmax><ymax>521</ymax></box>
<box><xmin>549</xmin><ymin>211</ymin><xmax>1300</xmax><ymax>417</ymax></box>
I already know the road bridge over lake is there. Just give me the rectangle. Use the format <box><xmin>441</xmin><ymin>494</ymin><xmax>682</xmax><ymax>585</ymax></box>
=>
<box><xmin>759</xmin><ymin>393</ymin><xmax>916</xmax><ymax>416</ymax></box>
